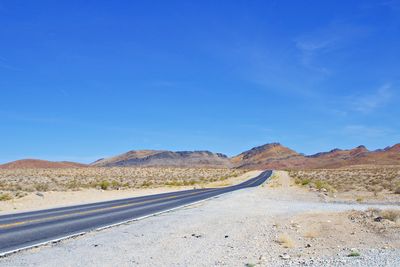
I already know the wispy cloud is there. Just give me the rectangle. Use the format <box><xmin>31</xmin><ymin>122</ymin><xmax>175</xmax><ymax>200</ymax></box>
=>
<box><xmin>295</xmin><ymin>22</ymin><xmax>370</xmax><ymax>75</ymax></box>
<box><xmin>342</xmin><ymin>124</ymin><xmax>391</xmax><ymax>138</ymax></box>
<box><xmin>351</xmin><ymin>83</ymin><xmax>393</xmax><ymax>113</ymax></box>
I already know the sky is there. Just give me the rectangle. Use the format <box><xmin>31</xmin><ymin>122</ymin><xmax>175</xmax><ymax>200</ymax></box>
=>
<box><xmin>0</xmin><ymin>0</ymin><xmax>399</xmax><ymax>163</ymax></box>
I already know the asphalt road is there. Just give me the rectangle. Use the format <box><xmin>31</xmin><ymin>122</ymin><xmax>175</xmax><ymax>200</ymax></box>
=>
<box><xmin>0</xmin><ymin>170</ymin><xmax>272</xmax><ymax>255</ymax></box>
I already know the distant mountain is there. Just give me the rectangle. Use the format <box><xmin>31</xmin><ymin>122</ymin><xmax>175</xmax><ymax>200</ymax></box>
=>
<box><xmin>3</xmin><ymin>143</ymin><xmax>399</xmax><ymax>170</ymax></box>
<box><xmin>232</xmin><ymin>143</ymin><xmax>400</xmax><ymax>169</ymax></box>
<box><xmin>231</xmin><ymin>143</ymin><xmax>307</xmax><ymax>169</ymax></box>
<box><xmin>0</xmin><ymin>159</ymin><xmax>87</xmax><ymax>169</ymax></box>
<box><xmin>91</xmin><ymin>150</ymin><xmax>232</xmax><ymax>168</ymax></box>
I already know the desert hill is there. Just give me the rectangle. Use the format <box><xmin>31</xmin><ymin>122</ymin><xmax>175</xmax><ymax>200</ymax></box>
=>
<box><xmin>232</xmin><ymin>143</ymin><xmax>400</xmax><ymax>169</ymax></box>
<box><xmin>0</xmin><ymin>159</ymin><xmax>87</xmax><ymax>169</ymax></box>
<box><xmin>91</xmin><ymin>150</ymin><xmax>232</xmax><ymax>168</ymax></box>
<box><xmin>231</xmin><ymin>143</ymin><xmax>307</xmax><ymax>169</ymax></box>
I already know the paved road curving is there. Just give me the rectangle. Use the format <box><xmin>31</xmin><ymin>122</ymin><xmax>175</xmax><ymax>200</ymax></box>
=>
<box><xmin>0</xmin><ymin>170</ymin><xmax>272</xmax><ymax>256</ymax></box>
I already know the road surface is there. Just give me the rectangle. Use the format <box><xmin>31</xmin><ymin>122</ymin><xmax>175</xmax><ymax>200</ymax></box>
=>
<box><xmin>0</xmin><ymin>170</ymin><xmax>272</xmax><ymax>255</ymax></box>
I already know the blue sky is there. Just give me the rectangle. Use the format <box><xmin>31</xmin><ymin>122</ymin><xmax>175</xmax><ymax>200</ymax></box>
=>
<box><xmin>1</xmin><ymin>0</ymin><xmax>399</xmax><ymax>163</ymax></box>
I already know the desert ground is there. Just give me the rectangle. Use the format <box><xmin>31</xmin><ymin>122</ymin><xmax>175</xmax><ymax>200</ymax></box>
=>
<box><xmin>288</xmin><ymin>166</ymin><xmax>400</xmax><ymax>203</ymax></box>
<box><xmin>0</xmin><ymin>168</ymin><xmax>399</xmax><ymax>266</ymax></box>
<box><xmin>0</xmin><ymin>168</ymin><xmax>249</xmax><ymax>214</ymax></box>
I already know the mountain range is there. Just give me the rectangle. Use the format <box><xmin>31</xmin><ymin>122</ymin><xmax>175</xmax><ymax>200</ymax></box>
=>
<box><xmin>91</xmin><ymin>150</ymin><xmax>231</xmax><ymax>168</ymax></box>
<box><xmin>0</xmin><ymin>159</ymin><xmax>87</xmax><ymax>169</ymax></box>
<box><xmin>1</xmin><ymin>143</ymin><xmax>399</xmax><ymax>170</ymax></box>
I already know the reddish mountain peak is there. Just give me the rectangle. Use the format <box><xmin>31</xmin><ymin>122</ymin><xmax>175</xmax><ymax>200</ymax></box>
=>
<box><xmin>385</xmin><ymin>143</ymin><xmax>400</xmax><ymax>152</ymax></box>
<box><xmin>231</xmin><ymin>143</ymin><xmax>301</xmax><ymax>166</ymax></box>
<box><xmin>241</xmin><ymin>143</ymin><xmax>298</xmax><ymax>156</ymax></box>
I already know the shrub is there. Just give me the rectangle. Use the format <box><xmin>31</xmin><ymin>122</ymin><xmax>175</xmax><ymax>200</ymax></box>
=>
<box><xmin>99</xmin><ymin>180</ymin><xmax>110</xmax><ymax>190</ymax></box>
<box><xmin>0</xmin><ymin>193</ymin><xmax>12</xmax><ymax>201</ymax></box>
<box><xmin>380</xmin><ymin>209</ymin><xmax>400</xmax><ymax>222</ymax></box>
<box><xmin>277</xmin><ymin>233</ymin><xmax>295</xmax><ymax>248</ymax></box>
<box><xmin>111</xmin><ymin>180</ymin><xmax>121</xmax><ymax>189</ymax></box>
<box><xmin>141</xmin><ymin>181</ymin><xmax>153</xmax><ymax>187</ymax></box>
<box><xmin>35</xmin><ymin>183</ymin><xmax>49</xmax><ymax>192</ymax></box>
<box><xmin>348</xmin><ymin>252</ymin><xmax>360</xmax><ymax>257</ymax></box>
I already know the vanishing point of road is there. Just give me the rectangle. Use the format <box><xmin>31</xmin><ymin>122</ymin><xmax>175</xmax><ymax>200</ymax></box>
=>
<box><xmin>0</xmin><ymin>170</ymin><xmax>272</xmax><ymax>256</ymax></box>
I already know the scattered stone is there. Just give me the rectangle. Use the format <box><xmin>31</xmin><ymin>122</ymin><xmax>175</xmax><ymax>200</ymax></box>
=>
<box><xmin>305</xmin><ymin>244</ymin><xmax>311</xmax><ymax>248</ymax></box>
<box><xmin>224</xmin><ymin>235</ymin><xmax>229</xmax><ymax>238</ymax></box>
<box><xmin>191</xmin><ymin>234</ymin><xmax>202</xmax><ymax>238</ymax></box>
<box><xmin>280</xmin><ymin>253</ymin><xmax>290</xmax><ymax>260</ymax></box>
<box><xmin>36</xmin><ymin>192</ymin><xmax>44</xmax><ymax>197</ymax></box>
<box><xmin>374</xmin><ymin>216</ymin><xmax>383</xmax><ymax>222</ymax></box>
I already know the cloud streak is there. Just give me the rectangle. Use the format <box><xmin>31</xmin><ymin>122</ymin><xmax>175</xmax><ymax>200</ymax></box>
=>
<box><xmin>352</xmin><ymin>83</ymin><xmax>393</xmax><ymax>113</ymax></box>
<box><xmin>295</xmin><ymin>22</ymin><xmax>370</xmax><ymax>75</ymax></box>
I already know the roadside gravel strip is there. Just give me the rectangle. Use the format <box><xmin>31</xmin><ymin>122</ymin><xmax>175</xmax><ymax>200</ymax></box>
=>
<box><xmin>1</xmin><ymin>171</ymin><xmax>399</xmax><ymax>266</ymax></box>
<box><xmin>0</xmin><ymin>171</ymin><xmax>271</xmax><ymax>257</ymax></box>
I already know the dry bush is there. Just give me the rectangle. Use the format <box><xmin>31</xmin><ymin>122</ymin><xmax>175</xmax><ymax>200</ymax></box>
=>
<box><xmin>277</xmin><ymin>233</ymin><xmax>295</xmax><ymax>248</ymax></box>
<box><xmin>303</xmin><ymin>230</ymin><xmax>319</xmax><ymax>239</ymax></box>
<box><xmin>0</xmin><ymin>193</ymin><xmax>12</xmax><ymax>201</ymax></box>
<box><xmin>395</xmin><ymin>186</ymin><xmax>400</xmax><ymax>194</ymax></box>
<box><xmin>380</xmin><ymin>209</ymin><xmax>400</xmax><ymax>222</ymax></box>
<box><xmin>0</xmin><ymin>167</ymin><xmax>245</xmax><ymax>192</ymax></box>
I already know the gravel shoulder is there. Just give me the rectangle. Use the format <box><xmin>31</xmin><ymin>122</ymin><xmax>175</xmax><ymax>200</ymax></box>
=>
<box><xmin>1</xmin><ymin>171</ymin><xmax>399</xmax><ymax>266</ymax></box>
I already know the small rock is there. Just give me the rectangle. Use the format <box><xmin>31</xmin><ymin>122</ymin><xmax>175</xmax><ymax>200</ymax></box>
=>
<box><xmin>224</xmin><ymin>235</ymin><xmax>229</xmax><ymax>238</ymax></box>
<box><xmin>191</xmin><ymin>233</ymin><xmax>202</xmax><ymax>238</ymax></box>
<box><xmin>36</xmin><ymin>192</ymin><xmax>44</xmax><ymax>197</ymax></box>
<box><xmin>279</xmin><ymin>253</ymin><xmax>290</xmax><ymax>260</ymax></box>
<box><xmin>305</xmin><ymin>244</ymin><xmax>311</xmax><ymax>248</ymax></box>
<box><xmin>374</xmin><ymin>216</ymin><xmax>383</xmax><ymax>222</ymax></box>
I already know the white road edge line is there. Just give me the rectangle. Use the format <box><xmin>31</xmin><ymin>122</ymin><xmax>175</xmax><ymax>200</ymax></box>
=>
<box><xmin>0</xmin><ymin>171</ymin><xmax>270</xmax><ymax>258</ymax></box>
<box><xmin>0</xmin><ymin>232</ymin><xmax>86</xmax><ymax>258</ymax></box>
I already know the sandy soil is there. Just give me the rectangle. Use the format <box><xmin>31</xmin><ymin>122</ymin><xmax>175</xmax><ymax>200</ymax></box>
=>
<box><xmin>1</xmin><ymin>171</ymin><xmax>399</xmax><ymax>266</ymax></box>
<box><xmin>0</xmin><ymin>171</ymin><xmax>261</xmax><ymax>215</ymax></box>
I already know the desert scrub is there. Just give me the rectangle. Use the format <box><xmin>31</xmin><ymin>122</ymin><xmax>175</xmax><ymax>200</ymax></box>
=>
<box><xmin>395</xmin><ymin>186</ymin><xmax>400</xmax><ymax>194</ymax></box>
<box><xmin>141</xmin><ymin>181</ymin><xmax>153</xmax><ymax>187</ymax></box>
<box><xmin>348</xmin><ymin>252</ymin><xmax>360</xmax><ymax>257</ymax></box>
<box><xmin>277</xmin><ymin>233</ymin><xmax>295</xmax><ymax>248</ymax></box>
<box><xmin>0</xmin><ymin>193</ymin><xmax>12</xmax><ymax>201</ymax></box>
<box><xmin>98</xmin><ymin>180</ymin><xmax>110</xmax><ymax>190</ymax></box>
<box><xmin>380</xmin><ymin>209</ymin><xmax>400</xmax><ymax>222</ymax></box>
<box><xmin>289</xmin><ymin>167</ymin><xmax>400</xmax><ymax>193</ymax></box>
<box><xmin>0</xmin><ymin>167</ymin><xmax>245</xmax><ymax>192</ymax></box>
<box><xmin>34</xmin><ymin>183</ymin><xmax>49</xmax><ymax>192</ymax></box>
